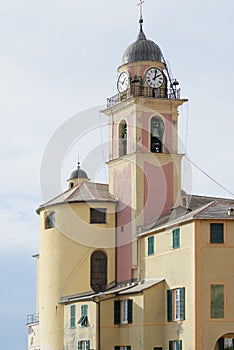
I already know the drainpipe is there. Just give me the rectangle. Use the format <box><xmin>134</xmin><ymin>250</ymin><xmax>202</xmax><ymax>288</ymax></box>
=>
<box><xmin>92</xmin><ymin>297</ymin><xmax>100</xmax><ymax>350</ymax></box>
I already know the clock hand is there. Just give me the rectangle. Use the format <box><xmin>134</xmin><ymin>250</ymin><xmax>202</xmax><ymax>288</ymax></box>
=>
<box><xmin>153</xmin><ymin>69</ymin><xmax>158</xmax><ymax>80</ymax></box>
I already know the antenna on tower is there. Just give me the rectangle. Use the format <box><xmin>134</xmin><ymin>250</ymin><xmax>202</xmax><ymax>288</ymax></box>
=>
<box><xmin>138</xmin><ymin>0</ymin><xmax>145</xmax><ymax>23</ymax></box>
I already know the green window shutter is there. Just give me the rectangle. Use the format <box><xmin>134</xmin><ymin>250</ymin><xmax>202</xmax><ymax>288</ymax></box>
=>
<box><xmin>70</xmin><ymin>305</ymin><xmax>76</xmax><ymax>328</ymax></box>
<box><xmin>127</xmin><ymin>346</ymin><xmax>131</xmax><ymax>350</ymax></box>
<box><xmin>180</xmin><ymin>288</ymin><xmax>185</xmax><ymax>320</ymax></box>
<box><xmin>173</xmin><ymin>228</ymin><xmax>180</xmax><ymax>249</ymax></box>
<box><xmin>179</xmin><ymin>340</ymin><xmax>182</xmax><ymax>350</ymax></box>
<box><xmin>210</xmin><ymin>223</ymin><xmax>224</xmax><ymax>243</ymax></box>
<box><xmin>127</xmin><ymin>299</ymin><xmax>133</xmax><ymax>324</ymax></box>
<box><xmin>86</xmin><ymin>340</ymin><xmax>90</xmax><ymax>350</ymax></box>
<box><xmin>82</xmin><ymin>305</ymin><xmax>88</xmax><ymax>317</ymax></box>
<box><xmin>114</xmin><ymin>300</ymin><xmax>120</xmax><ymax>324</ymax></box>
<box><xmin>169</xmin><ymin>341</ymin><xmax>173</xmax><ymax>350</ymax></box>
<box><xmin>114</xmin><ymin>347</ymin><xmax>120</xmax><ymax>350</ymax></box>
<box><xmin>148</xmin><ymin>236</ymin><xmax>154</xmax><ymax>255</ymax></box>
<box><xmin>78</xmin><ymin>341</ymin><xmax>82</xmax><ymax>350</ymax></box>
<box><xmin>167</xmin><ymin>290</ymin><xmax>172</xmax><ymax>322</ymax></box>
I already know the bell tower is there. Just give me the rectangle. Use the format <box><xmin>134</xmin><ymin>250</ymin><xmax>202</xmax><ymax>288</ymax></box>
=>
<box><xmin>103</xmin><ymin>17</ymin><xmax>187</xmax><ymax>282</ymax></box>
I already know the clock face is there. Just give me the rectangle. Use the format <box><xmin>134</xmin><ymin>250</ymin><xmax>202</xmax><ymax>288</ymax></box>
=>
<box><xmin>117</xmin><ymin>71</ymin><xmax>129</xmax><ymax>93</ymax></box>
<box><xmin>145</xmin><ymin>68</ymin><xmax>164</xmax><ymax>88</ymax></box>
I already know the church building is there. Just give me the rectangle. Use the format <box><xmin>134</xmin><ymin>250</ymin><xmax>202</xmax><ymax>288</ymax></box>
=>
<box><xmin>26</xmin><ymin>13</ymin><xmax>234</xmax><ymax>350</ymax></box>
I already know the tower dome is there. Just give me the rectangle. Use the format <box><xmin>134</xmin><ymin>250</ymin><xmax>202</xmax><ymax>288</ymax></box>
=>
<box><xmin>69</xmin><ymin>163</ymin><xmax>89</xmax><ymax>180</ymax></box>
<box><xmin>122</xmin><ymin>20</ymin><xmax>163</xmax><ymax>64</ymax></box>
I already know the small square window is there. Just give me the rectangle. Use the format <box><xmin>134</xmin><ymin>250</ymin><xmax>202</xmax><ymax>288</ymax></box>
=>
<box><xmin>169</xmin><ymin>340</ymin><xmax>182</xmax><ymax>350</ymax></box>
<box><xmin>78</xmin><ymin>340</ymin><xmax>90</xmax><ymax>350</ymax></box>
<box><xmin>172</xmin><ymin>228</ymin><xmax>180</xmax><ymax>249</ymax></box>
<box><xmin>90</xmin><ymin>208</ymin><xmax>107</xmax><ymax>224</ymax></box>
<box><xmin>210</xmin><ymin>223</ymin><xmax>224</xmax><ymax>243</ymax></box>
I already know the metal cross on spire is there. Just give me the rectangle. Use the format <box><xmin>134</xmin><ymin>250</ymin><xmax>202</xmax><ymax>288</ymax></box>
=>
<box><xmin>138</xmin><ymin>0</ymin><xmax>145</xmax><ymax>22</ymax></box>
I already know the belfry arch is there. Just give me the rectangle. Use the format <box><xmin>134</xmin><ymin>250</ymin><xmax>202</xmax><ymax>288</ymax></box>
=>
<box><xmin>150</xmin><ymin>116</ymin><xmax>164</xmax><ymax>153</ymax></box>
<box><xmin>119</xmin><ymin>119</ymin><xmax>127</xmax><ymax>157</ymax></box>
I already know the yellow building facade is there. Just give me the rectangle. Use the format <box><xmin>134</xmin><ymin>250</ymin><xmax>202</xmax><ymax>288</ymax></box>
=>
<box><xmin>27</xmin><ymin>15</ymin><xmax>234</xmax><ymax>350</ymax></box>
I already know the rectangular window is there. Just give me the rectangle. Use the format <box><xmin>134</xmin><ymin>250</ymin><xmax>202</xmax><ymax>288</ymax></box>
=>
<box><xmin>148</xmin><ymin>236</ymin><xmax>154</xmax><ymax>255</ymax></box>
<box><xmin>114</xmin><ymin>347</ymin><xmax>131</xmax><ymax>350</ymax></box>
<box><xmin>114</xmin><ymin>300</ymin><xmax>133</xmax><ymax>325</ymax></box>
<box><xmin>167</xmin><ymin>288</ymin><xmax>185</xmax><ymax>322</ymax></box>
<box><xmin>78</xmin><ymin>340</ymin><xmax>90</xmax><ymax>350</ymax></box>
<box><xmin>210</xmin><ymin>284</ymin><xmax>224</xmax><ymax>318</ymax></box>
<box><xmin>70</xmin><ymin>305</ymin><xmax>76</xmax><ymax>328</ymax></box>
<box><xmin>172</xmin><ymin>228</ymin><xmax>180</xmax><ymax>249</ymax></box>
<box><xmin>121</xmin><ymin>300</ymin><xmax>128</xmax><ymax>324</ymax></box>
<box><xmin>169</xmin><ymin>340</ymin><xmax>182</xmax><ymax>350</ymax></box>
<box><xmin>210</xmin><ymin>223</ymin><xmax>224</xmax><ymax>243</ymax></box>
<box><xmin>90</xmin><ymin>208</ymin><xmax>107</xmax><ymax>224</ymax></box>
<box><xmin>78</xmin><ymin>305</ymin><xmax>88</xmax><ymax>327</ymax></box>
<box><xmin>174</xmin><ymin>289</ymin><xmax>181</xmax><ymax>321</ymax></box>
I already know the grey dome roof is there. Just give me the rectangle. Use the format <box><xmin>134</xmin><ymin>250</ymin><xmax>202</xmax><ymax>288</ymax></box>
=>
<box><xmin>122</xmin><ymin>24</ymin><xmax>162</xmax><ymax>64</ymax></box>
<box><xmin>70</xmin><ymin>164</ymin><xmax>89</xmax><ymax>180</ymax></box>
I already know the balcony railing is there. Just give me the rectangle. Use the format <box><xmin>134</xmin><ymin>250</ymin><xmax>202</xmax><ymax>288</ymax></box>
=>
<box><xmin>107</xmin><ymin>85</ymin><xmax>181</xmax><ymax>108</ymax></box>
<box><xmin>26</xmin><ymin>313</ymin><xmax>39</xmax><ymax>325</ymax></box>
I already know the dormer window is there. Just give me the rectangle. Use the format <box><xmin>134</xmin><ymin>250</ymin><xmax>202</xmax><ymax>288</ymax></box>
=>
<box><xmin>150</xmin><ymin>117</ymin><xmax>164</xmax><ymax>153</ymax></box>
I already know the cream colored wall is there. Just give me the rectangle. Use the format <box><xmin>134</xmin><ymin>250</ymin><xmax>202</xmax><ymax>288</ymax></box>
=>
<box><xmin>38</xmin><ymin>201</ymin><xmax>116</xmax><ymax>350</ymax></box>
<box><xmin>195</xmin><ymin>220</ymin><xmax>234</xmax><ymax>349</ymax></box>
<box><xmin>143</xmin><ymin>282</ymin><xmax>165</xmax><ymax>349</ymax></box>
<box><xmin>141</xmin><ymin>222</ymin><xmax>196</xmax><ymax>349</ymax></box>
<box><xmin>101</xmin><ymin>295</ymin><xmax>145</xmax><ymax>349</ymax></box>
<box><xmin>64</xmin><ymin>301</ymin><xmax>97</xmax><ymax>350</ymax></box>
<box><xmin>100</xmin><ymin>282</ymin><xmax>165</xmax><ymax>349</ymax></box>
<box><xmin>28</xmin><ymin>323</ymin><xmax>40</xmax><ymax>350</ymax></box>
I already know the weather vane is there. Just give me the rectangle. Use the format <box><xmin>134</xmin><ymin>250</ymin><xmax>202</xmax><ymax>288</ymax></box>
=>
<box><xmin>138</xmin><ymin>0</ymin><xmax>145</xmax><ymax>21</ymax></box>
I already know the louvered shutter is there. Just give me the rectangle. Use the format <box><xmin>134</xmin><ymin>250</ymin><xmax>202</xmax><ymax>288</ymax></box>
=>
<box><xmin>180</xmin><ymin>288</ymin><xmax>185</xmax><ymax>320</ymax></box>
<box><xmin>167</xmin><ymin>290</ymin><xmax>172</xmax><ymax>322</ymax></box>
<box><xmin>128</xmin><ymin>299</ymin><xmax>133</xmax><ymax>324</ymax></box>
<box><xmin>114</xmin><ymin>300</ymin><xmax>120</xmax><ymax>324</ymax></box>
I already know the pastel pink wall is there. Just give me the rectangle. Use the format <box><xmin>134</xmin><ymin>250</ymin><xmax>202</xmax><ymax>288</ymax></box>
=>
<box><xmin>113</xmin><ymin>164</ymin><xmax>133</xmax><ymax>282</ymax></box>
<box><xmin>144</xmin><ymin>161</ymin><xmax>173</xmax><ymax>225</ymax></box>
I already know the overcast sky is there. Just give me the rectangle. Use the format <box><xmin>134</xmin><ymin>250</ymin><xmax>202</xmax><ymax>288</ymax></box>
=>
<box><xmin>0</xmin><ymin>1</ymin><xmax>234</xmax><ymax>349</ymax></box>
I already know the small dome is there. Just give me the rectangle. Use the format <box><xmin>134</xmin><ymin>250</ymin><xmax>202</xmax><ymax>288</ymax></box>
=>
<box><xmin>70</xmin><ymin>163</ymin><xmax>89</xmax><ymax>180</ymax></box>
<box><xmin>122</xmin><ymin>23</ymin><xmax>162</xmax><ymax>64</ymax></box>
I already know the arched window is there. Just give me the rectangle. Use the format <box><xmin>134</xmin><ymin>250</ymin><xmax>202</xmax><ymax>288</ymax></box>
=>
<box><xmin>150</xmin><ymin>117</ymin><xmax>164</xmax><ymax>153</ymax></box>
<box><xmin>45</xmin><ymin>211</ymin><xmax>55</xmax><ymax>229</ymax></box>
<box><xmin>119</xmin><ymin>120</ymin><xmax>127</xmax><ymax>157</ymax></box>
<box><xmin>90</xmin><ymin>251</ymin><xmax>107</xmax><ymax>293</ymax></box>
